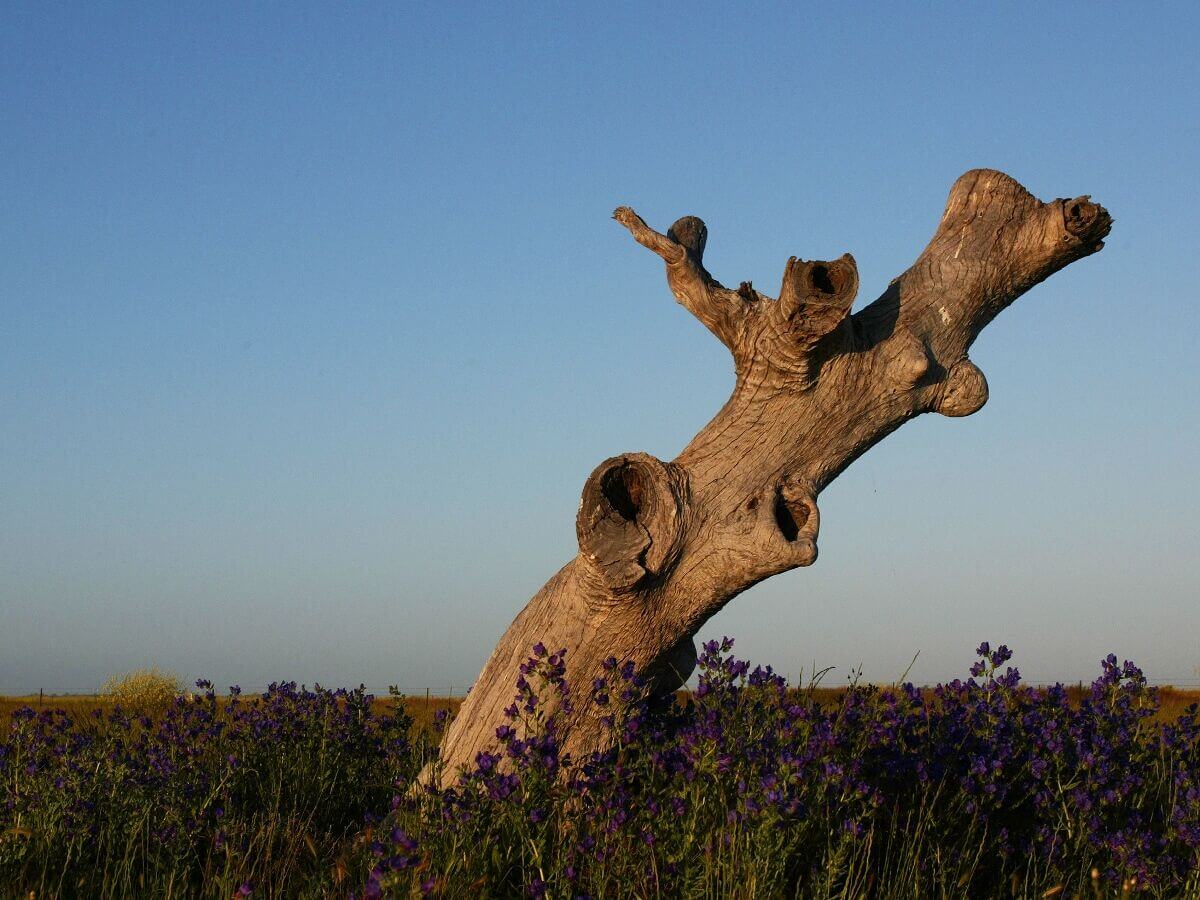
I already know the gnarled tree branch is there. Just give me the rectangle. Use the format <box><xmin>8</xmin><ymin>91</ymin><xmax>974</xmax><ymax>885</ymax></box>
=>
<box><xmin>612</xmin><ymin>206</ymin><xmax>750</xmax><ymax>362</ymax></box>
<box><xmin>434</xmin><ymin>169</ymin><xmax>1112</xmax><ymax>779</ymax></box>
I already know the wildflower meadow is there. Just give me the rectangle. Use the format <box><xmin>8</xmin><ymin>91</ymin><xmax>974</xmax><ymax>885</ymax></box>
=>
<box><xmin>4</xmin><ymin>642</ymin><xmax>1199</xmax><ymax>898</ymax></box>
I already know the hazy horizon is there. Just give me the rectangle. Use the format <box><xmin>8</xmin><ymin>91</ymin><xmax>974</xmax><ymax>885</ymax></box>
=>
<box><xmin>3</xmin><ymin>3</ymin><xmax>1198</xmax><ymax>695</ymax></box>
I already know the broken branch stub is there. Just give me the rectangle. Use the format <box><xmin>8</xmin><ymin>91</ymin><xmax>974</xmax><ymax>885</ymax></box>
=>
<box><xmin>576</xmin><ymin>453</ymin><xmax>685</xmax><ymax>594</ymax></box>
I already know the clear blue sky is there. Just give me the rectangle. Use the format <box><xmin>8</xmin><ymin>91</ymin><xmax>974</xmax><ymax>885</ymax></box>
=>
<box><xmin>2</xmin><ymin>2</ymin><xmax>1197</xmax><ymax>694</ymax></box>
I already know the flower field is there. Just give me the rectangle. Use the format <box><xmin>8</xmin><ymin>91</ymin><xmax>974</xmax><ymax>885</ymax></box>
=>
<box><xmin>3</xmin><ymin>642</ymin><xmax>1199</xmax><ymax>898</ymax></box>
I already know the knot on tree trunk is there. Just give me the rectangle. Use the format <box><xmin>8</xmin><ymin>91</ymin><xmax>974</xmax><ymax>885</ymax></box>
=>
<box><xmin>936</xmin><ymin>359</ymin><xmax>989</xmax><ymax>417</ymax></box>
<box><xmin>576</xmin><ymin>453</ymin><xmax>688</xmax><ymax>594</ymax></box>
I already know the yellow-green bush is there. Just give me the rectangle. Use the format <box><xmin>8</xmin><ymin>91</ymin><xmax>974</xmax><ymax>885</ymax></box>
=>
<box><xmin>100</xmin><ymin>667</ymin><xmax>182</xmax><ymax>712</ymax></box>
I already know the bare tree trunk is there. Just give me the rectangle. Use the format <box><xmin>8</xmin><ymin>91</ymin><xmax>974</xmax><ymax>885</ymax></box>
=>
<box><xmin>436</xmin><ymin>169</ymin><xmax>1111</xmax><ymax>778</ymax></box>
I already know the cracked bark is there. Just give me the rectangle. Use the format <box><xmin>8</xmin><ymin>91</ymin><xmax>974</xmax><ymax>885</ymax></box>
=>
<box><xmin>435</xmin><ymin>169</ymin><xmax>1111</xmax><ymax>778</ymax></box>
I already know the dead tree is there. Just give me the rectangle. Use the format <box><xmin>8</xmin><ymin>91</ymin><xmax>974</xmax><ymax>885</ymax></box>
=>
<box><xmin>436</xmin><ymin>169</ymin><xmax>1111</xmax><ymax>777</ymax></box>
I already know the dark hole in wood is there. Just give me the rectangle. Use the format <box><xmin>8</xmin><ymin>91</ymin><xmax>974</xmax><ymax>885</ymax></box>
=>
<box><xmin>810</xmin><ymin>264</ymin><xmax>835</xmax><ymax>294</ymax></box>
<box><xmin>602</xmin><ymin>465</ymin><xmax>642</xmax><ymax>522</ymax></box>
<box><xmin>746</xmin><ymin>496</ymin><xmax>758</xmax><ymax>512</ymax></box>
<box><xmin>773</xmin><ymin>489</ymin><xmax>808</xmax><ymax>542</ymax></box>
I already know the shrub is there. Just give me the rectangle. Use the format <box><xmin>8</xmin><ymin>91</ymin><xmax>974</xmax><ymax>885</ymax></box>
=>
<box><xmin>100</xmin><ymin>666</ymin><xmax>183</xmax><ymax>713</ymax></box>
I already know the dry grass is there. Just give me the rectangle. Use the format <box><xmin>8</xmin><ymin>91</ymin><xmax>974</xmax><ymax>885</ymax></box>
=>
<box><xmin>803</xmin><ymin>684</ymin><xmax>1200</xmax><ymax>722</ymax></box>
<box><xmin>0</xmin><ymin>691</ymin><xmax>463</xmax><ymax>732</ymax></box>
<box><xmin>4</xmin><ymin>685</ymin><xmax>1196</xmax><ymax>731</ymax></box>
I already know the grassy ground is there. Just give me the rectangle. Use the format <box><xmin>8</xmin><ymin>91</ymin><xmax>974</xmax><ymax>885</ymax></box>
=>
<box><xmin>0</xmin><ymin>692</ymin><xmax>461</xmax><ymax>734</ymax></box>
<box><xmin>5</xmin><ymin>685</ymin><xmax>1196</xmax><ymax>729</ymax></box>
<box><xmin>5</xmin><ymin>653</ymin><xmax>1199</xmax><ymax>897</ymax></box>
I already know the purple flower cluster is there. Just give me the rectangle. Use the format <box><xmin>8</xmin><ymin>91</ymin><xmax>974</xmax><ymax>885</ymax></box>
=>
<box><xmin>1</xmin><ymin>681</ymin><xmax>414</xmax><ymax>895</ymax></box>
<box><xmin>6</xmin><ymin>641</ymin><xmax>1198</xmax><ymax>896</ymax></box>
<box><xmin>369</xmin><ymin>641</ymin><xmax>1200</xmax><ymax>897</ymax></box>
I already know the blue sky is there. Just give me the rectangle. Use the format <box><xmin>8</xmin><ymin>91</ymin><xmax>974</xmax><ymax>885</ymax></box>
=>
<box><xmin>2</xmin><ymin>2</ymin><xmax>1197</xmax><ymax>694</ymax></box>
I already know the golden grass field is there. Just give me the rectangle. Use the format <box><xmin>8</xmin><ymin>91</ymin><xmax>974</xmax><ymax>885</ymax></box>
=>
<box><xmin>0</xmin><ymin>692</ymin><xmax>460</xmax><ymax>735</ymax></box>
<box><xmin>5</xmin><ymin>685</ymin><xmax>1198</xmax><ymax>733</ymax></box>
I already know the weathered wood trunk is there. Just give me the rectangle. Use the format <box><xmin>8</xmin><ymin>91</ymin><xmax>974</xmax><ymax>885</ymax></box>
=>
<box><xmin>436</xmin><ymin>169</ymin><xmax>1111</xmax><ymax>778</ymax></box>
